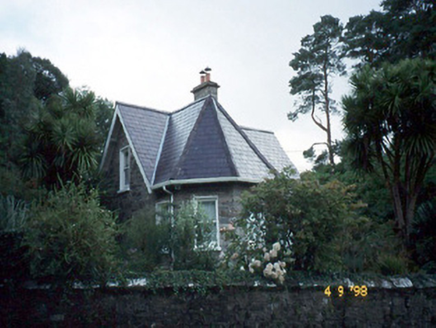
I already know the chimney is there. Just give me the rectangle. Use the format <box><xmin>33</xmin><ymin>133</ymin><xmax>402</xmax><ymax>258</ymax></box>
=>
<box><xmin>200</xmin><ymin>70</ymin><xmax>206</xmax><ymax>83</ymax></box>
<box><xmin>191</xmin><ymin>67</ymin><xmax>220</xmax><ymax>100</ymax></box>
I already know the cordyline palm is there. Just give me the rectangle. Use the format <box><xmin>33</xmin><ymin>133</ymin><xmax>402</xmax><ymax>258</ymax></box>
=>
<box><xmin>20</xmin><ymin>88</ymin><xmax>100</xmax><ymax>188</ymax></box>
<box><xmin>342</xmin><ymin>58</ymin><xmax>436</xmax><ymax>242</ymax></box>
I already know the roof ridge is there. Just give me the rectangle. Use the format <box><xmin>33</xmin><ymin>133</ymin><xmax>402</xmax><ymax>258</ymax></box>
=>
<box><xmin>151</xmin><ymin>115</ymin><xmax>170</xmax><ymax>185</ymax></box>
<box><xmin>241</xmin><ymin>126</ymin><xmax>274</xmax><ymax>134</ymax></box>
<box><xmin>213</xmin><ymin>98</ymin><xmax>277</xmax><ymax>173</ymax></box>
<box><xmin>171</xmin><ymin>97</ymin><xmax>208</xmax><ymax>115</ymax></box>
<box><xmin>169</xmin><ymin>98</ymin><xmax>208</xmax><ymax>179</ymax></box>
<box><xmin>116</xmin><ymin>101</ymin><xmax>169</xmax><ymax>115</ymax></box>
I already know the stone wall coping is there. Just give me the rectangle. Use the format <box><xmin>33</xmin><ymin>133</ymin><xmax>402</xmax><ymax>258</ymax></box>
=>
<box><xmin>7</xmin><ymin>274</ymin><xmax>436</xmax><ymax>291</ymax></box>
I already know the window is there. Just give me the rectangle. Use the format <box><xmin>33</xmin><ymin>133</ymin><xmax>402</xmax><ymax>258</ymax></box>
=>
<box><xmin>195</xmin><ymin>196</ymin><xmax>220</xmax><ymax>250</ymax></box>
<box><xmin>155</xmin><ymin>201</ymin><xmax>171</xmax><ymax>225</ymax></box>
<box><xmin>119</xmin><ymin>146</ymin><xmax>131</xmax><ymax>191</ymax></box>
<box><xmin>155</xmin><ymin>200</ymin><xmax>171</xmax><ymax>254</ymax></box>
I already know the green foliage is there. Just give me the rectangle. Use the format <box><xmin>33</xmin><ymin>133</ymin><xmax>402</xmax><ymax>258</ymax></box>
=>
<box><xmin>377</xmin><ymin>253</ymin><xmax>409</xmax><ymax>275</ymax></box>
<box><xmin>20</xmin><ymin>88</ymin><xmax>106</xmax><ymax>188</ymax></box>
<box><xmin>342</xmin><ymin>11</ymin><xmax>390</xmax><ymax>67</ymax></box>
<box><xmin>412</xmin><ymin>197</ymin><xmax>436</xmax><ymax>272</ymax></box>
<box><xmin>313</xmin><ymin>159</ymin><xmax>394</xmax><ymax>223</ymax></box>
<box><xmin>0</xmin><ymin>50</ymin><xmax>69</xmax><ymax>167</ymax></box>
<box><xmin>172</xmin><ymin>200</ymin><xmax>219</xmax><ymax>270</ymax></box>
<box><xmin>121</xmin><ymin>207</ymin><xmax>171</xmax><ymax>272</ymax></box>
<box><xmin>306</xmin><ymin>159</ymin><xmax>413</xmax><ymax>273</ymax></box>
<box><xmin>32</xmin><ymin>56</ymin><xmax>69</xmax><ymax>101</ymax></box>
<box><xmin>343</xmin><ymin>0</ymin><xmax>435</xmax><ymax>67</ymax></box>
<box><xmin>0</xmin><ymin>195</ymin><xmax>29</xmax><ymax>232</ymax></box>
<box><xmin>144</xmin><ymin>269</ymin><xmax>255</xmax><ymax>296</ymax></box>
<box><xmin>0</xmin><ymin>50</ymin><xmax>112</xmax><ymax>198</ymax></box>
<box><xmin>228</xmin><ymin>169</ymin><xmax>357</xmax><ymax>273</ymax></box>
<box><xmin>343</xmin><ymin>58</ymin><xmax>436</xmax><ymax>239</ymax></box>
<box><xmin>340</xmin><ymin>218</ymin><xmax>408</xmax><ymax>273</ymax></box>
<box><xmin>122</xmin><ymin>200</ymin><xmax>218</xmax><ymax>273</ymax></box>
<box><xmin>94</xmin><ymin>96</ymin><xmax>115</xmax><ymax>158</ymax></box>
<box><xmin>228</xmin><ymin>168</ymin><xmax>409</xmax><ymax>274</ymax></box>
<box><xmin>23</xmin><ymin>182</ymin><xmax>119</xmax><ymax>285</ymax></box>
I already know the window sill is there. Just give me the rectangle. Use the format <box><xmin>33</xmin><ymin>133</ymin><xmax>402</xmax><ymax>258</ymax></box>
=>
<box><xmin>194</xmin><ymin>246</ymin><xmax>222</xmax><ymax>252</ymax></box>
<box><xmin>117</xmin><ymin>188</ymin><xmax>130</xmax><ymax>194</ymax></box>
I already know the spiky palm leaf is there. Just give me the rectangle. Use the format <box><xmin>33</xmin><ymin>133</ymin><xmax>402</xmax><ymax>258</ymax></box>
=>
<box><xmin>342</xmin><ymin>58</ymin><xmax>436</xmax><ymax>240</ymax></box>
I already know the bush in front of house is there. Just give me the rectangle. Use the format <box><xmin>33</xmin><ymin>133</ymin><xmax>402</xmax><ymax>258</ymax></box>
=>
<box><xmin>23</xmin><ymin>182</ymin><xmax>119</xmax><ymax>286</ymax></box>
<box><xmin>121</xmin><ymin>206</ymin><xmax>171</xmax><ymax>272</ymax></box>
<box><xmin>226</xmin><ymin>168</ymin><xmax>408</xmax><ymax>275</ymax></box>
<box><xmin>122</xmin><ymin>199</ymin><xmax>218</xmax><ymax>274</ymax></box>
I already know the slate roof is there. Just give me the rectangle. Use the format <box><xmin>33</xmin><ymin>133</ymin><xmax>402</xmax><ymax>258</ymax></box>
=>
<box><xmin>241</xmin><ymin>127</ymin><xmax>293</xmax><ymax>173</ymax></box>
<box><xmin>102</xmin><ymin>95</ymin><xmax>297</xmax><ymax>191</ymax></box>
<box><xmin>117</xmin><ymin>103</ymin><xmax>168</xmax><ymax>184</ymax></box>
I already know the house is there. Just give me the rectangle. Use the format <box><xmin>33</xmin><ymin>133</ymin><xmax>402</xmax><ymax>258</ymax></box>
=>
<box><xmin>100</xmin><ymin>69</ymin><xmax>297</xmax><ymax>250</ymax></box>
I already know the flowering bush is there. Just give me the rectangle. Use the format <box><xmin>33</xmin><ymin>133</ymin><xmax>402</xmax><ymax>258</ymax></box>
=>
<box><xmin>226</xmin><ymin>215</ymin><xmax>293</xmax><ymax>284</ymax></box>
<box><xmin>247</xmin><ymin>242</ymin><xmax>290</xmax><ymax>284</ymax></box>
<box><xmin>226</xmin><ymin>168</ymin><xmax>376</xmax><ymax>273</ymax></box>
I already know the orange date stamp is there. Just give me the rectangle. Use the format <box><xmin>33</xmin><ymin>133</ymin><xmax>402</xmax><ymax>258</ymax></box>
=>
<box><xmin>324</xmin><ymin>285</ymin><xmax>368</xmax><ymax>297</ymax></box>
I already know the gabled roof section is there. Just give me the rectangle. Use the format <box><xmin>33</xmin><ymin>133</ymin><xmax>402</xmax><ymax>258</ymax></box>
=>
<box><xmin>242</xmin><ymin>127</ymin><xmax>296</xmax><ymax>174</ymax></box>
<box><xmin>154</xmin><ymin>98</ymin><xmax>206</xmax><ymax>184</ymax></box>
<box><xmin>101</xmin><ymin>95</ymin><xmax>297</xmax><ymax>190</ymax></box>
<box><xmin>99</xmin><ymin>102</ymin><xmax>168</xmax><ymax>192</ymax></box>
<box><xmin>213</xmin><ymin>99</ymin><xmax>274</xmax><ymax>181</ymax></box>
<box><xmin>172</xmin><ymin>97</ymin><xmax>237</xmax><ymax>180</ymax></box>
<box><xmin>116</xmin><ymin>102</ymin><xmax>168</xmax><ymax>185</ymax></box>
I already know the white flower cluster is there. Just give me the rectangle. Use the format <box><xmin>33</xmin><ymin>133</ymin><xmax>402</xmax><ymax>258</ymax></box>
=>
<box><xmin>262</xmin><ymin>242</ymin><xmax>286</xmax><ymax>284</ymax></box>
<box><xmin>247</xmin><ymin>242</ymin><xmax>287</xmax><ymax>284</ymax></box>
<box><xmin>263</xmin><ymin>261</ymin><xmax>286</xmax><ymax>284</ymax></box>
<box><xmin>248</xmin><ymin>260</ymin><xmax>262</xmax><ymax>273</ymax></box>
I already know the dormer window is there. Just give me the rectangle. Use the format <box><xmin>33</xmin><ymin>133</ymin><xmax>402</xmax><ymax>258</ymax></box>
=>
<box><xmin>119</xmin><ymin>146</ymin><xmax>131</xmax><ymax>191</ymax></box>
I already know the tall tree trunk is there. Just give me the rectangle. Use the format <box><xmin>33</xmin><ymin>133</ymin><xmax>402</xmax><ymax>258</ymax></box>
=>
<box><xmin>323</xmin><ymin>64</ymin><xmax>335</xmax><ymax>167</ymax></box>
<box><xmin>391</xmin><ymin>182</ymin><xmax>406</xmax><ymax>237</ymax></box>
<box><xmin>404</xmin><ymin>194</ymin><xmax>419</xmax><ymax>243</ymax></box>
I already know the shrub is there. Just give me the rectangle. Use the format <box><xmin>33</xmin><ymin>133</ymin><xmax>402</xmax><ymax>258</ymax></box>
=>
<box><xmin>340</xmin><ymin>218</ymin><xmax>409</xmax><ymax>274</ymax></box>
<box><xmin>412</xmin><ymin>198</ymin><xmax>436</xmax><ymax>272</ymax></box>
<box><xmin>171</xmin><ymin>200</ymin><xmax>218</xmax><ymax>271</ymax></box>
<box><xmin>227</xmin><ymin>168</ymin><xmax>386</xmax><ymax>273</ymax></box>
<box><xmin>0</xmin><ymin>195</ymin><xmax>31</xmax><ymax>281</ymax></box>
<box><xmin>0</xmin><ymin>195</ymin><xmax>29</xmax><ymax>232</ymax></box>
<box><xmin>122</xmin><ymin>200</ymin><xmax>218</xmax><ymax>273</ymax></box>
<box><xmin>23</xmin><ymin>182</ymin><xmax>118</xmax><ymax>285</ymax></box>
<box><xmin>121</xmin><ymin>207</ymin><xmax>171</xmax><ymax>272</ymax></box>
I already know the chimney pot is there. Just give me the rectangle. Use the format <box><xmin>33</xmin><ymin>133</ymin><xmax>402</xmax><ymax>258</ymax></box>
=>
<box><xmin>191</xmin><ymin>67</ymin><xmax>220</xmax><ymax>100</ymax></box>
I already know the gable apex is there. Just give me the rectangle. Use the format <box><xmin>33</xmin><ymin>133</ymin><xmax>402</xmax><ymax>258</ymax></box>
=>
<box><xmin>172</xmin><ymin>97</ymin><xmax>238</xmax><ymax>180</ymax></box>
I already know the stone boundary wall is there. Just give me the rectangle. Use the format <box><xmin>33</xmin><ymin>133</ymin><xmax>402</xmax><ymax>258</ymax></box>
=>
<box><xmin>2</xmin><ymin>278</ymin><xmax>436</xmax><ymax>327</ymax></box>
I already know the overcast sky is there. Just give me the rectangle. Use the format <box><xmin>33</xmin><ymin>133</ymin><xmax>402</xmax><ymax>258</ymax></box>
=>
<box><xmin>1</xmin><ymin>0</ymin><xmax>383</xmax><ymax>172</ymax></box>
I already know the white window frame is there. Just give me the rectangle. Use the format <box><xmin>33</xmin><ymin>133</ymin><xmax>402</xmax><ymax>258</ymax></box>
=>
<box><xmin>155</xmin><ymin>200</ymin><xmax>171</xmax><ymax>254</ymax></box>
<box><xmin>119</xmin><ymin>146</ymin><xmax>131</xmax><ymax>192</ymax></box>
<box><xmin>194</xmin><ymin>196</ymin><xmax>220</xmax><ymax>251</ymax></box>
<box><xmin>155</xmin><ymin>200</ymin><xmax>171</xmax><ymax>225</ymax></box>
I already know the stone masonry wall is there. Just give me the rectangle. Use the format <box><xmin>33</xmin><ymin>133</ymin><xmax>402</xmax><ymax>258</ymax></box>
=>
<box><xmin>102</xmin><ymin>118</ymin><xmax>156</xmax><ymax>221</ymax></box>
<box><xmin>2</xmin><ymin>280</ymin><xmax>436</xmax><ymax>327</ymax></box>
<box><xmin>102</xmin><ymin>118</ymin><xmax>251</xmax><ymax>227</ymax></box>
<box><xmin>156</xmin><ymin>182</ymin><xmax>254</xmax><ymax>249</ymax></box>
